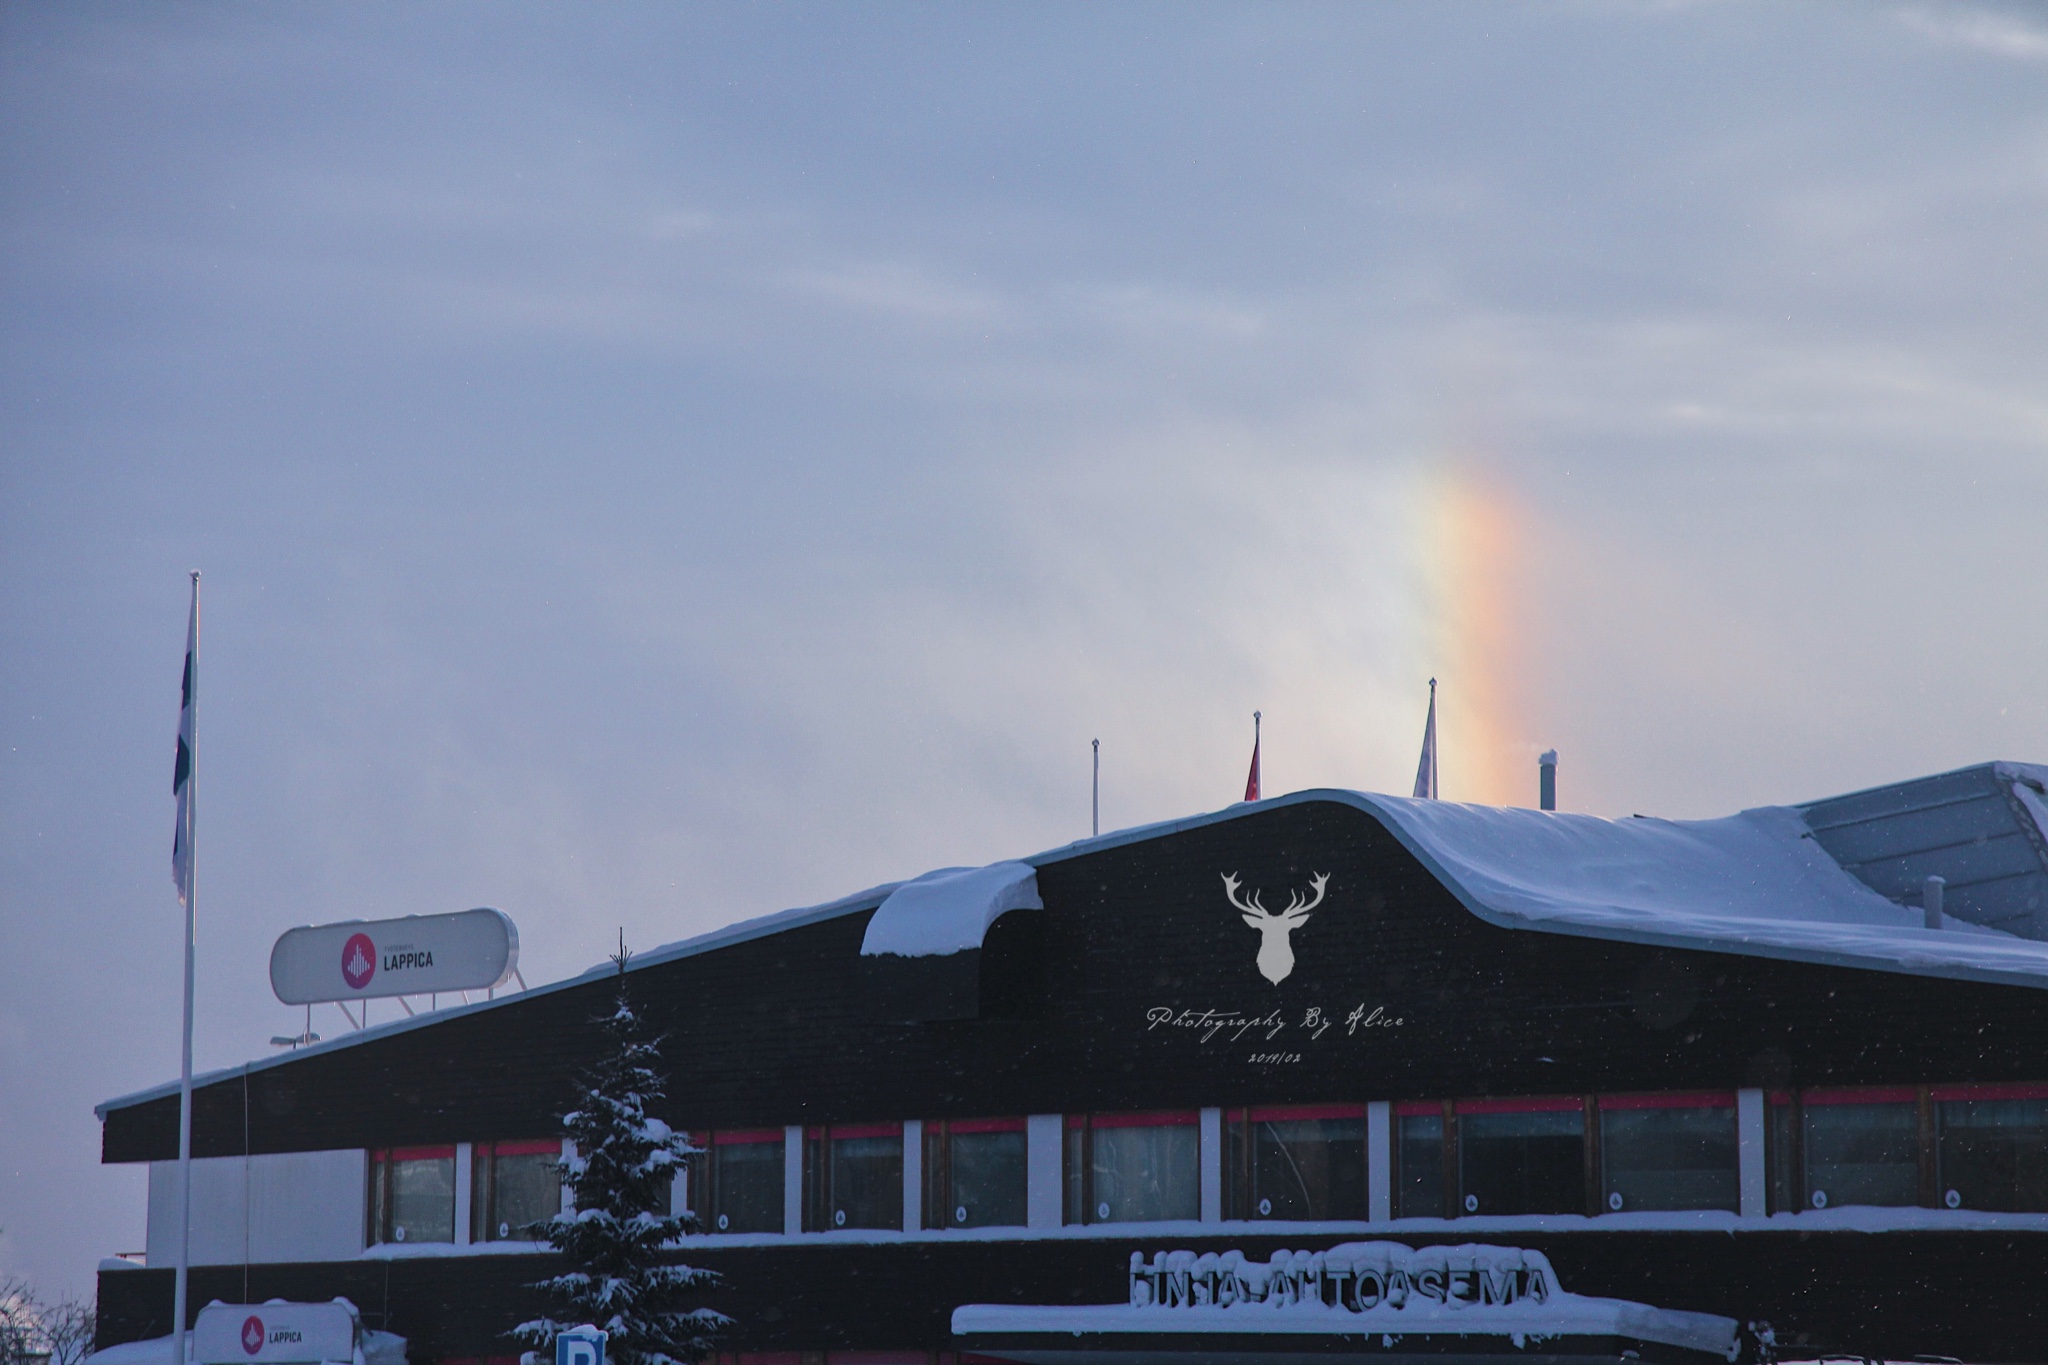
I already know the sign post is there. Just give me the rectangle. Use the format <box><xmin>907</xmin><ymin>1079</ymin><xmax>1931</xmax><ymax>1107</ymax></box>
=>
<box><xmin>554</xmin><ymin>1329</ymin><xmax>606</xmax><ymax>1365</ymax></box>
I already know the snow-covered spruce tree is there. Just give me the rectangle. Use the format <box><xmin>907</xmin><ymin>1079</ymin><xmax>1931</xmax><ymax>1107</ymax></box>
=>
<box><xmin>515</xmin><ymin>949</ymin><xmax>724</xmax><ymax>1365</ymax></box>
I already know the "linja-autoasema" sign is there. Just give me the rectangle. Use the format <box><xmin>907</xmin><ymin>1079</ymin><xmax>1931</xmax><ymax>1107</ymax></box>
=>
<box><xmin>1128</xmin><ymin>1243</ymin><xmax>1555</xmax><ymax>1313</ymax></box>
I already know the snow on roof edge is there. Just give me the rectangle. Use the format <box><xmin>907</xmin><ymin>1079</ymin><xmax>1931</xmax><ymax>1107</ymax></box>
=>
<box><xmin>95</xmin><ymin>879</ymin><xmax>906</xmax><ymax>1120</ymax></box>
<box><xmin>99</xmin><ymin>782</ymin><xmax>2048</xmax><ymax>1122</ymax></box>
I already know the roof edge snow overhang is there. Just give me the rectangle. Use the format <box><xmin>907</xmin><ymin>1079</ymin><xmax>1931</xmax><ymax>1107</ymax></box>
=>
<box><xmin>97</xmin><ymin>786</ymin><xmax>2048</xmax><ymax>1122</ymax></box>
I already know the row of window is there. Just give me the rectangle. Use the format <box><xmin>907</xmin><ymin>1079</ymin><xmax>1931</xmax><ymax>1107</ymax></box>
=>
<box><xmin>367</xmin><ymin>1140</ymin><xmax>563</xmax><ymax>1245</ymax></box>
<box><xmin>367</xmin><ymin>1084</ymin><xmax>2048</xmax><ymax>1245</ymax></box>
<box><xmin>1389</xmin><ymin>1087</ymin><xmax>2047</xmax><ymax>1218</ymax></box>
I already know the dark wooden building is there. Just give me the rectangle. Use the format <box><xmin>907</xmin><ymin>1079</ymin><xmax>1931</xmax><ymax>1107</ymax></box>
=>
<box><xmin>96</xmin><ymin>766</ymin><xmax>2048</xmax><ymax>1362</ymax></box>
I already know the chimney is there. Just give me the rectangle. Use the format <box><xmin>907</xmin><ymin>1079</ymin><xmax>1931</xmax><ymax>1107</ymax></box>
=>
<box><xmin>1924</xmin><ymin>875</ymin><xmax>1945</xmax><ymax>930</ymax></box>
<box><xmin>1538</xmin><ymin>750</ymin><xmax>1558</xmax><ymax>811</ymax></box>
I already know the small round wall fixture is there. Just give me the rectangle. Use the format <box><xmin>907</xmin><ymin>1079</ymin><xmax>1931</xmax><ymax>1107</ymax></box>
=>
<box><xmin>954</xmin><ymin>1205</ymin><xmax>968</xmax><ymax>1223</ymax></box>
<box><xmin>1463</xmin><ymin>1193</ymin><xmax>1478</xmax><ymax>1212</ymax></box>
<box><xmin>1258</xmin><ymin>1198</ymin><xmax>1271</xmax><ymax>1216</ymax></box>
<box><xmin>1096</xmin><ymin>1201</ymin><xmax>1110</xmax><ymax>1220</ymax></box>
<box><xmin>394</xmin><ymin>1226</ymin><xmax>406</xmax><ymax>1241</ymax></box>
<box><xmin>1811</xmin><ymin>1189</ymin><xmax>1829</xmax><ymax>1209</ymax></box>
<box><xmin>834</xmin><ymin>1209</ymin><xmax>847</xmax><ymax>1226</ymax></box>
<box><xmin>499</xmin><ymin>1221</ymin><xmax>511</xmax><ymax>1238</ymax></box>
<box><xmin>1608</xmin><ymin>1191</ymin><xmax>1624</xmax><ymax>1211</ymax></box>
<box><xmin>1946</xmin><ymin>1188</ymin><xmax>1963</xmax><ymax>1208</ymax></box>
<box><xmin>716</xmin><ymin>1213</ymin><xmax>729</xmax><ymax>1230</ymax></box>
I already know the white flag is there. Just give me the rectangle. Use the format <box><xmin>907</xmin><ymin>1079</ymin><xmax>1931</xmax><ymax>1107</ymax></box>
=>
<box><xmin>1411</xmin><ymin>678</ymin><xmax>1437</xmax><ymax>800</ymax></box>
<box><xmin>172</xmin><ymin>580</ymin><xmax>196</xmax><ymax>906</ymax></box>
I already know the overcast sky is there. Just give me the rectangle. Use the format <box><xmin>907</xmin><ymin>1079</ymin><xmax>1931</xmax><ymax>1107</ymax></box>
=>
<box><xmin>3</xmin><ymin>0</ymin><xmax>2045</xmax><ymax>1297</ymax></box>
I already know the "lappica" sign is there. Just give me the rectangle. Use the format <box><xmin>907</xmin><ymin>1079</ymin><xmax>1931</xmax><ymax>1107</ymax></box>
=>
<box><xmin>270</xmin><ymin>908</ymin><xmax>519</xmax><ymax>1004</ymax></box>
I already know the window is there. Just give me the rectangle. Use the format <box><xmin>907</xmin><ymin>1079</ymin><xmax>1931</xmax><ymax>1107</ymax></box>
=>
<box><xmin>1598</xmin><ymin>1094</ymin><xmax>1737</xmax><ymax>1212</ymax></box>
<box><xmin>922</xmin><ymin>1118</ymin><xmax>1027</xmax><ymax>1229</ymax></box>
<box><xmin>1394</xmin><ymin>1104</ymin><xmax>1446</xmax><ymax>1219</ymax></box>
<box><xmin>698</xmin><ymin>1130</ymin><xmax>786</xmax><ymax>1233</ymax></box>
<box><xmin>1064</xmin><ymin>1112</ymin><xmax>1199</xmax><ymax>1224</ymax></box>
<box><xmin>471</xmin><ymin>1139</ymin><xmax>562</xmax><ymax>1241</ymax></box>
<box><xmin>1223</xmin><ymin>1105</ymin><xmax>1366</xmax><ymax>1220</ymax></box>
<box><xmin>1765</xmin><ymin>1092</ymin><xmax>1800</xmax><ymax>1214</ymax></box>
<box><xmin>1803</xmin><ymin>1090</ymin><xmax>1919</xmax><ymax>1209</ymax></box>
<box><xmin>1935</xmin><ymin>1085</ymin><xmax>2048</xmax><ymax>1212</ymax></box>
<box><xmin>1457</xmin><ymin>1099</ymin><xmax>1585</xmax><ymax>1216</ymax></box>
<box><xmin>804</xmin><ymin>1123</ymin><xmax>903</xmax><ymax>1231</ymax></box>
<box><xmin>366</xmin><ymin>1146</ymin><xmax>456</xmax><ymax>1244</ymax></box>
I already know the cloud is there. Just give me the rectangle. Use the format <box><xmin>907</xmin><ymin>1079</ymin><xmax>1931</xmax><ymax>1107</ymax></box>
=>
<box><xmin>1898</xmin><ymin>4</ymin><xmax>2048</xmax><ymax>62</ymax></box>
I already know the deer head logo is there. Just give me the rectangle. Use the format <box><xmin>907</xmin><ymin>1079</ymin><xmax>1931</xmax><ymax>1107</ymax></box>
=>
<box><xmin>1223</xmin><ymin>871</ymin><xmax>1328</xmax><ymax>984</ymax></box>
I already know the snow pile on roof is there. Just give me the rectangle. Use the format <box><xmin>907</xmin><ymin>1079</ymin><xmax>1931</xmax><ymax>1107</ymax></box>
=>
<box><xmin>1358</xmin><ymin>793</ymin><xmax>2048</xmax><ymax>989</ymax></box>
<box><xmin>952</xmin><ymin>1242</ymin><xmax>1737</xmax><ymax>1355</ymax></box>
<box><xmin>858</xmin><ymin>860</ymin><xmax>1041</xmax><ymax>957</ymax></box>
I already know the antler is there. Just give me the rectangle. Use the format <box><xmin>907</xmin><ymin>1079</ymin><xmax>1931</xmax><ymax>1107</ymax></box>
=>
<box><xmin>1280</xmin><ymin>872</ymin><xmax>1330</xmax><ymax>921</ymax></box>
<box><xmin>1221</xmin><ymin>872</ymin><xmax>1269</xmax><ymax>918</ymax></box>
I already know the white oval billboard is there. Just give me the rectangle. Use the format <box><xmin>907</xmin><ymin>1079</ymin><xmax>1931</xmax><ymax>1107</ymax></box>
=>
<box><xmin>270</xmin><ymin>907</ymin><xmax>519</xmax><ymax>1004</ymax></box>
<box><xmin>194</xmin><ymin>1300</ymin><xmax>355</xmax><ymax>1365</ymax></box>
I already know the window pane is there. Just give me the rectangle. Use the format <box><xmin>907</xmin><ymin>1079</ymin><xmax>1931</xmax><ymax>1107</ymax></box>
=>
<box><xmin>1396</xmin><ymin>1114</ymin><xmax>1443</xmax><ymax>1219</ymax></box>
<box><xmin>1252</xmin><ymin>1118</ymin><xmax>1365</xmax><ymax>1220</ymax></box>
<box><xmin>1064</xmin><ymin>1125</ymin><xmax>1085</xmax><ymax>1225</ymax></box>
<box><xmin>485</xmin><ymin>1150</ymin><xmax>560</xmax><ymax>1240</ymax></box>
<box><xmin>390</xmin><ymin>1154</ymin><xmax>456</xmax><ymax>1243</ymax></box>
<box><xmin>947</xmin><ymin>1130</ymin><xmax>1026</xmax><ymax>1228</ymax></box>
<box><xmin>1804</xmin><ymin>1102</ymin><xmax>1917</xmax><ymax>1209</ymax></box>
<box><xmin>713</xmin><ymin>1140</ymin><xmax>784</xmax><ymax>1233</ymax></box>
<box><xmin>1601</xmin><ymin>1106</ymin><xmax>1737</xmax><ymax>1212</ymax></box>
<box><xmin>830</xmin><ymin>1134</ymin><xmax>902</xmax><ymax>1230</ymax></box>
<box><xmin>1939</xmin><ymin>1099</ymin><xmax>2048</xmax><ymax>1213</ymax></box>
<box><xmin>1091</xmin><ymin>1123</ymin><xmax>1199</xmax><ymax>1223</ymax></box>
<box><xmin>1766</xmin><ymin>1101</ymin><xmax>1799</xmax><ymax>1215</ymax></box>
<box><xmin>1461</xmin><ymin>1110</ymin><xmax>1584</xmax><ymax>1216</ymax></box>
<box><xmin>368</xmin><ymin>1152</ymin><xmax>387</xmax><ymax>1245</ymax></box>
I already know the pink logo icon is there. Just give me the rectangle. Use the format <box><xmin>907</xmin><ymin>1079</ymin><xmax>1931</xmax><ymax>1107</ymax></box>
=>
<box><xmin>241</xmin><ymin>1316</ymin><xmax>264</xmax><ymax>1356</ymax></box>
<box><xmin>342</xmin><ymin>933</ymin><xmax>376</xmax><ymax>991</ymax></box>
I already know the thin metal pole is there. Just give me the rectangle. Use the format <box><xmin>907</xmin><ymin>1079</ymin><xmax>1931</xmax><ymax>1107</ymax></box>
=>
<box><xmin>1091</xmin><ymin>739</ymin><xmax>1099</xmax><ymax>838</ymax></box>
<box><xmin>173</xmin><ymin>571</ymin><xmax>198</xmax><ymax>1365</ymax></box>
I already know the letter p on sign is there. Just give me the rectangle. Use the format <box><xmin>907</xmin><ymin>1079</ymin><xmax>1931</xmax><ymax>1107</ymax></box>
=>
<box><xmin>555</xmin><ymin>1330</ymin><xmax>605</xmax><ymax>1365</ymax></box>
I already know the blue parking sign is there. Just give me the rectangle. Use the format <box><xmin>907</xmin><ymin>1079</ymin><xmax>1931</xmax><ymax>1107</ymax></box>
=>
<box><xmin>555</xmin><ymin>1329</ymin><xmax>606</xmax><ymax>1365</ymax></box>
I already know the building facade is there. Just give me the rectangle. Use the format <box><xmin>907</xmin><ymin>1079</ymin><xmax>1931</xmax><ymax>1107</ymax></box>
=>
<box><xmin>96</xmin><ymin>767</ymin><xmax>2048</xmax><ymax>1361</ymax></box>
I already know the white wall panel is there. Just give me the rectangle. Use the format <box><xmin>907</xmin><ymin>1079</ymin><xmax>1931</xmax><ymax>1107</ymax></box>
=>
<box><xmin>148</xmin><ymin>1151</ymin><xmax>365</xmax><ymax>1266</ymax></box>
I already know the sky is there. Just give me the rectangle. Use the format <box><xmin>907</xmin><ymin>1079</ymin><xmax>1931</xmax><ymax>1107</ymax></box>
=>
<box><xmin>2</xmin><ymin>0</ymin><xmax>2045</xmax><ymax>1299</ymax></box>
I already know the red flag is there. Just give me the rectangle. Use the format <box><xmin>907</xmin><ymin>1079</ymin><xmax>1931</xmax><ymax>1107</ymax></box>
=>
<box><xmin>1243</xmin><ymin>711</ymin><xmax>1262</xmax><ymax>802</ymax></box>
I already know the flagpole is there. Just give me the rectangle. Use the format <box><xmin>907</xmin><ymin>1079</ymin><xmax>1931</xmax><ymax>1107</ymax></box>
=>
<box><xmin>1428</xmin><ymin>678</ymin><xmax>1437</xmax><ymax>800</ymax></box>
<box><xmin>1091</xmin><ymin>739</ymin><xmax>1099</xmax><ymax>838</ymax></box>
<box><xmin>172</xmin><ymin>571</ymin><xmax>198</xmax><ymax>1365</ymax></box>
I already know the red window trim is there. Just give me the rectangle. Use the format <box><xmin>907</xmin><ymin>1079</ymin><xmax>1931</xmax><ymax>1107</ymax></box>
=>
<box><xmin>711</xmin><ymin>1129</ymin><xmax>785</xmax><ymax>1146</ymax></box>
<box><xmin>1394</xmin><ymin>1100</ymin><xmax>1443</xmax><ymax>1118</ymax></box>
<box><xmin>484</xmin><ymin>1138</ymin><xmax>562</xmax><ymax>1157</ymax></box>
<box><xmin>1804</xmin><ymin>1087</ymin><xmax>1918</xmax><ymax>1106</ymax></box>
<box><xmin>383</xmin><ymin>1145</ymin><xmax>457</xmax><ymax>1161</ymax></box>
<box><xmin>825</xmin><ymin>1122</ymin><xmax>902</xmax><ymax>1142</ymax></box>
<box><xmin>1456</xmin><ymin>1096</ymin><xmax>1583</xmax><ymax>1116</ymax></box>
<box><xmin>937</xmin><ymin>1117</ymin><xmax>1026</xmax><ymax>1134</ymax></box>
<box><xmin>1929</xmin><ymin>1082</ymin><xmax>2048</xmax><ymax>1102</ymax></box>
<box><xmin>1767</xmin><ymin>1091</ymin><xmax>1795</xmax><ymax>1106</ymax></box>
<box><xmin>1598</xmin><ymin>1092</ymin><xmax>1736</xmax><ymax>1111</ymax></box>
<box><xmin>1079</xmin><ymin>1110</ymin><xmax>1201</xmax><ymax>1130</ymax></box>
<box><xmin>1247</xmin><ymin>1103</ymin><xmax>1367</xmax><ymax>1122</ymax></box>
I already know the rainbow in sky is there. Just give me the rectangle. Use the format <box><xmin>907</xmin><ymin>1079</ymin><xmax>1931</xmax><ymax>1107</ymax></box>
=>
<box><xmin>1415</xmin><ymin>464</ymin><xmax>1533</xmax><ymax>808</ymax></box>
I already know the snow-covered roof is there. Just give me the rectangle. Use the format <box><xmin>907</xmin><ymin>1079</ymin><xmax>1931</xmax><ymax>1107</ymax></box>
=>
<box><xmin>1351</xmin><ymin>792</ymin><xmax>2048</xmax><ymax>989</ymax></box>
<box><xmin>858</xmin><ymin>861</ymin><xmax>1041</xmax><ymax>957</ymax></box>
<box><xmin>96</xmin><ymin>764</ymin><xmax>2048</xmax><ymax>1119</ymax></box>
